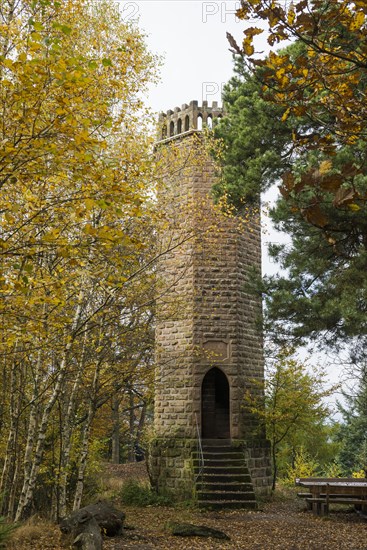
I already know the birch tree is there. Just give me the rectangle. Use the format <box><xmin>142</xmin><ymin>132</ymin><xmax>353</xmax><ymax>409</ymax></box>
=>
<box><xmin>0</xmin><ymin>0</ymin><xmax>159</xmax><ymax>520</ymax></box>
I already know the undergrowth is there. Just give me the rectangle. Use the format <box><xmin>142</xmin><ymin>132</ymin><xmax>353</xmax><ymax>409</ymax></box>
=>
<box><xmin>0</xmin><ymin>517</ymin><xmax>16</xmax><ymax>548</ymax></box>
<box><xmin>3</xmin><ymin>515</ymin><xmax>57</xmax><ymax>550</ymax></box>
<box><xmin>120</xmin><ymin>479</ymin><xmax>173</xmax><ymax>507</ymax></box>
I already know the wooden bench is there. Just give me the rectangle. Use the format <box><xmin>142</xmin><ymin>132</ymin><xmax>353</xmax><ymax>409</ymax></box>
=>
<box><xmin>297</xmin><ymin>477</ymin><xmax>367</xmax><ymax>484</ymax></box>
<box><xmin>296</xmin><ymin>477</ymin><xmax>367</xmax><ymax>516</ymax></box>
<box><xmin>297</xmin><ymin>492</ymin><xmax>312</xmax><ymax>498</ymax></box>
<box><xmin>305</xmin><ymin>497</ymin><xmax>325</xmax><ymax>514</ymax></box>
<box><xmin>306</xmin><ymin>496</ymin><xmax>367</xmax><ymax>516</ymax></box>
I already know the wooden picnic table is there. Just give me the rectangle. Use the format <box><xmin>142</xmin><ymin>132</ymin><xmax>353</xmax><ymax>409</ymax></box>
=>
<box><xmin>296</xmin><ymin>477</ymin><xmax>367</xmax><ymax>516</ymax></box>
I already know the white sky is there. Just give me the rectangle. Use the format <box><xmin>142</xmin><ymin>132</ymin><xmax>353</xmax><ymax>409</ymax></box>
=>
<box><xmin>121</xmin><ymin>1</ymin><xmax>246</xmax><ymax>112</ymax></box>
<box><xmin>118</xmin><ymin>0</ymin><xmax>345</xmax><ymax>406</ymax></box>
<box><xmin>119</xmin><ymin>0</ymin><xmax>283</xmax><ymax>273</ymax></box>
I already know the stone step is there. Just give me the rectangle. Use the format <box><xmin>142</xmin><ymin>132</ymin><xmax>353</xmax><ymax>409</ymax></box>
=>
<box><xmin>197</xmin><ymin>500</ymin><xmax>258</xmax><ymax>510</ymax></box>
<box><xmin>193</xmin><ymin>442</ymin><xmax>256</xmax><ymax>511</ymax></box>
<box><xmin>201</xmin><ymin>446</ymin><xmax>239</xmax><ymax>454</ymax></box>
<box><xmin>193</xmin><ymin>458</ymin><xmax>246</xmax><ymax>468</ymax></box>
<box><xmin>201</xmin><ymin>439</ymin><xmax>232</xmax><ymax>446</ymax></box>
<box><xmin>196</xmin><ymin>482</ymin><xmax>254</xmax><ymax>492</ymax></box>
<box><xmin>199</xmin><ymin>473</ymin><xmax>252</xmax><ymax>483</ymax></box>
<box><xmin>193</xmin><ymin>452</ymin><xmax>245</xmax><ymax>460</ymax></box>
<box><xmin>199</xmin><ymin>465</ymin><xmax>248</xmax><ymax>475</ymax></box>
<box><xmin>197</xmin><ymin>491</ymin><xmax>256</xmax><ymax>501</ymax></box>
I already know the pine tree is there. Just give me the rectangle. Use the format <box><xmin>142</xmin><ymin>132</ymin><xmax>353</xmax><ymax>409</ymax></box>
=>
<box><xmin>336</xmin><ymin>361</ymin><xmax>367</xmax><ymax>475</ymax></box>
<box><xmin>214</xmin><ymin>49</ymin><xmax>367</xmax><ymax>350</ymax></box>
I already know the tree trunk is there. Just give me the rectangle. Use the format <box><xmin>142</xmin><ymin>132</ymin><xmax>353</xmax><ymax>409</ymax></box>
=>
<box><xmin>15</xmin><ymin>296</ymin><xmax>84</xmax><ymax>522</ymax></box>
<box><xmin>72</xmin><ymin>415</ymin><xmax>93</xmax><ymax>511</ymax></box>
<box><xmin>271</xmin><ymin>441</ymin><xmax>277</xmax><ymax>492</ymax></box>
<box><xmin>111</xmin><ymin>395</ymin><xmax>120</xmax><ymax>464</ymax></box>
<box><xmin>7</xmin><ymin>451</ymin><xmax>20</xmax><ymax>519</ymax></box>
<box><xmin>0</xmin><ymin>348</ymin><xmax>21</xmax><ymax>517</ymax></box>
<box><xmin>128</xmin><ymin>390</ymin><xmax>135</xmax><ymax>462</ymax></box>
<box><xmin>58</xmin><ymin>331</ymin><xmax>88</xmax><ymax>519</ymax></box>
<box><xmin>15</xmin><ymin>349</ymin><xmax>43</xmax><ymax>520</ymax></box>
<box><xmin>136</xmin><ymin>402</ymin><xmax>146</xmax><ymax>447</ymax></box>
<box><xmin>73</xmin><ymin>346</ymin><xmax>101</xmax><ymax>511</ymax></box>
<box><xmin>15</xmin><ymin>362</ymin><xmax>67</xmax><ymax>521</ymax></box>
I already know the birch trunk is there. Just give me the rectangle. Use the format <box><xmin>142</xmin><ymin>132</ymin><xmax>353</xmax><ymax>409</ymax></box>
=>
<box><xmin>0</xmin><ymin>425</ymin><xmax>17</xmax><ymax>517</ymax></box>
<box><xmin>7</xmin><ymin>453</ymin><xmax>20</xmax><ymax>518</ymax></box>
<box><xmin>58</xmin><ymin>331</ymin><xmax>88</xmax><ymax>519</ymax></box>
<box><xmin>72</xmin><ymin>413</ymin><xmax>93</xmax><ymax>511</ymax></box>
<box><xmin>15</xmin><ymin>348</ymin><xmax>43</xmax><ymax>518</ymax></box>
<box><xmin>72</xmin><ymin>354</ymin><xmax>101</xmax><ymax>511</ymax></box>
<box><xmin>15</xmin><ymin>296</ymin><xmax>84</xmax><ymax>522</ymax></box>
<box><xmin>14</xmin><ymin>356</ymin><xmax>67</xmax><ymax>521</ymax></box>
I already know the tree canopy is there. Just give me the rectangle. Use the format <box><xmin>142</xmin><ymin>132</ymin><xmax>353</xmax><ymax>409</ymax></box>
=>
<box><xmin>226</xmin><ymin>0</ymin><xmax>367</xmax><ymax>241</ymax></box>
<box><xmin>215</xmin><ymin>6</ymin><xmax>367</xmax><ymax>349</ymax></box>
<box><xmin>246</xmin><ymin>348</ymin><xmax>334</xmax><ymax>489</ymax></box>
<box><xmin>233</xmin><ymin>1</ymin><xmax>367</xmax><ymax>146</ymax></box>
<box><xmin>0</xmin><ymin>0</ymin><xmax>162</xmax><ymax>521</ymax></box>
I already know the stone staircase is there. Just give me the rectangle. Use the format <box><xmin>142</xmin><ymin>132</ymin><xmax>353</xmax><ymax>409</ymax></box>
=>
<box><xmin>193</xmin><ymin>440</ymin><xmax>257</xmax><ymax>510</ymax></box>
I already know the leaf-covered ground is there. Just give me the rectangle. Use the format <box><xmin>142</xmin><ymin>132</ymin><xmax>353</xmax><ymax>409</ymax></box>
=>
<box><xmin>9</xmin><ymin>462</ymin><xmax>367</xmax><ymax>549</ymax></box>
<box><xmin>106</xmin><ymin>500</ymin><xmax>367</xmax><ymax>550</ymax></box>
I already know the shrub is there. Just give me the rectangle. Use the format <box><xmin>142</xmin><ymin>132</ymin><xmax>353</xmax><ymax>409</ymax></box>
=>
<box><xmin>0</xmin><ymin>517</ymin><xmax>16</xmax><ymax>548</ymax></box>
<box><xmin>120</xmin><ymin>480</ymin><xmax>173</xmax><ymax>507</ymax></box>
<box><xmin>323</xmin><ymin>461</ymin><xmax>342</xmax><ymax>478</ymax></box>
<box><xmin>282</xmin><ymin>447</ymin><xmax>319</xmax><ymax>486</ymax></box>
<box><xmin>352</xmin><ymin>469</ymin><xmax>366</xmax><ymax>478</ymax></box>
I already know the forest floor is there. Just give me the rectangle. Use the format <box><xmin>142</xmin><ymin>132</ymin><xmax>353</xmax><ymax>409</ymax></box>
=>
<box><xmin>8</xmin><ymin>462</ymin><xmax>367</xmax><ymax>549</ymax></box>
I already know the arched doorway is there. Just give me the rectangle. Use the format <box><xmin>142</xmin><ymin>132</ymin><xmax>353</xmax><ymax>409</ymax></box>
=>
<box><xmin>201</xmin><ymin>368</ymin><xmax>230</xmax><ymax>439</ymax></box>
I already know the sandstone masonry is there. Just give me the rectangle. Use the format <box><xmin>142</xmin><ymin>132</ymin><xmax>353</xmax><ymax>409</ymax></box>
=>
<box><xmin>149</xmin><ymin>101</ymin><xmax>271</xmax><ymax>501</ymax></box>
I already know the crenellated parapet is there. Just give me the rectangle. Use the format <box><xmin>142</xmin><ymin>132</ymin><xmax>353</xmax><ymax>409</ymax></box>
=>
<box><xmin>158</xmin><ymin>100</ymin><xmax>223</xmax><ymax>140</ymax></box>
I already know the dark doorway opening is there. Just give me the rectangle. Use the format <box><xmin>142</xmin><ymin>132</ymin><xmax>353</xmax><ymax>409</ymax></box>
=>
<box><xmin>201</xmin><ymin>367</ymin><xmax>230</xmax><ymax>439</ymax></box>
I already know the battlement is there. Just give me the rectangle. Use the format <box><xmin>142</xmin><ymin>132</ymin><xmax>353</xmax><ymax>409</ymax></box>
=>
<box><xmin>158</xmin><ymin>100</ymin><xmax>223</xmax><ymax>140</ymax></box>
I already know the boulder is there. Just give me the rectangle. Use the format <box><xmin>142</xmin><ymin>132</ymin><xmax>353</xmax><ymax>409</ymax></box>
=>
<box><xmin>73</xmin><ymin>532</ymin><xmax>102</xmax><ymax>550</ymax></box>
<box><xmin>60</xmin><ymin>500</ymin><xmax>125</xmax><ymax>537</ymax></box>
<box><xmin>165</xmin><ymin>521</ymin><xmax>230</xmax><ymax>540</ymax></box>
<box><xmin>66</xmin><ymin>510</ymin><xmax>102</xmax><ymax>550</ymax></box>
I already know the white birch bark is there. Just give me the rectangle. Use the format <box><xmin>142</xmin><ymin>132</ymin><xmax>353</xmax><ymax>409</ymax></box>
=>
<box><xmin>15</xmin><ymin>294</ymin><xmax>84</xmax><ymax>522</ymax></box>
<box><xmin>58</xmin><ymin>330</ymin><xmax>88</xmax><ymax>519</ymax></box>
<box><xmin>16</xmin><ymin>348</ymin><xmax>43</xmax><ymax>516</ymax></box>
<box><xmin>73</xmin><ymin>347</ymin><xmax>101</xmax><ymax>511</ymax></box>
<box><xmin>7</xmin><ymin>454</ymin><xmax>20</xmax><ymax>518</ymax></box>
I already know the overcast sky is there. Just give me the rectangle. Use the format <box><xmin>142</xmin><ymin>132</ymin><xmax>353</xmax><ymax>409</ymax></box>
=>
<box><xmin>118</xmin><ymin>0</ymin><xmax>284</xmax><ymax>272</ymax></box>
<box><xmin>121</xmin><ymin>0</ymin><xmax>247</xmax><ymax>112</ymax></box>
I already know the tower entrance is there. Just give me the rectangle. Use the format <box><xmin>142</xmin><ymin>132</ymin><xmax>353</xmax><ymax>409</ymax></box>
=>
<box><xmin>201</xmin><ymin>367</ymin><xmax>230</xmax><ymax>439</ymax></box>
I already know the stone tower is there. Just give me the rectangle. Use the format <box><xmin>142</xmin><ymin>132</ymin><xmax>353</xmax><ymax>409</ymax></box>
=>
<box><xmin>149</xmin><ymin>100</ymin><xmax>271</xmax><ymax>503</ymax></box>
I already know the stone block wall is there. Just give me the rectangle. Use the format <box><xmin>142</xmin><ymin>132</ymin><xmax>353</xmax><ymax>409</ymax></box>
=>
<box><xmin>243</xmin><ymin>440</ymin><xmax>272</xmax><ymax>494</ymax></box>
<box><xmin>148</xmin><ymin>438</ymin><xmax>271</xmax><ymax>499</ymax></box>
<box><xmin>190</xmin><ymin>157</ymin><xmax>264</xmax><ymax>441</ymax></box>
<box><xmin>154</xmin><ymin>134</ymin><xmax>199</xmax><ymax>440</ymax></box>
<box><xmin>151</xmin><ymin>101</ymin><xmax>271</xmax><ymax>499</ymax></box>
<box><xmin>148</xmin><ymin>438</ymin><xmax>197</xmax><ymax>499</ymax></box>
